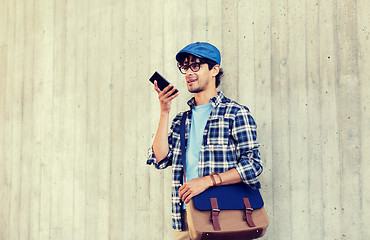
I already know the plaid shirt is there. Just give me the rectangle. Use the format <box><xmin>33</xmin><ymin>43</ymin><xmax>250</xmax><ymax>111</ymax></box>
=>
<box><xmin>147</xmin><ymin>91</ymin><xmax>263</xmax><ymax>231</ymax></box>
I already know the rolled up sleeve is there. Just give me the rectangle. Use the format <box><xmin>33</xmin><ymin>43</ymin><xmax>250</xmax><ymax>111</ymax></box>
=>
<box><xmin>232</xmin><ymin>108</ymin><xmax>263</xmax><ymax>189</ymax></box>
<box><xmin>146</xmin><ymin>146</ymin><xmax>173</xmax><ymax>169</ymax></box>
<box><xmin>146</xmin><ymin>115</ymin><xmax>180</xmax><ymax>170</ymax></box>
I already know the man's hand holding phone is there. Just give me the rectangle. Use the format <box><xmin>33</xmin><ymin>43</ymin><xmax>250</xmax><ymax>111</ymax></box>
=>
<box><xmin>154</xmin><ymin>81</ymin><xmax>179</xmax><ymax>114</ymax></box>
<box><xmin>149</xmin><ymin>71</ymin><xmax>179</xmax><ymax>114</ymax></box>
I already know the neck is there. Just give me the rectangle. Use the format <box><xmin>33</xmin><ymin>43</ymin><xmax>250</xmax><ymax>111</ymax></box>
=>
<box><xmin>194</xmin><ymin>88</ymin><xmax>218</xmax><ymax>106</ymax></box>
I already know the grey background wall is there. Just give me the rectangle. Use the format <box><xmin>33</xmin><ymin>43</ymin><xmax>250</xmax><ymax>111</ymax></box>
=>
<box><xmin>1</xmin><ymin>0</ymin><xmax>369</xmax><ymax>239</ymax></box>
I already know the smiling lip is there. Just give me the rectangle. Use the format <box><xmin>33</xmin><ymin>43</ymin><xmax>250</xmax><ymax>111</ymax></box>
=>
<box><xmin>187</xmin><ymin>78</ymin><xmax>197</xmax><ymax>83</ymax></box>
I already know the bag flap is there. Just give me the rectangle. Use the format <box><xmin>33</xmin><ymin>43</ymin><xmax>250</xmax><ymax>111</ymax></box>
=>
<box><xmin>193</xmin><ymin>183</ymin><xmax>264</xmax><ymax>210</ymax></box>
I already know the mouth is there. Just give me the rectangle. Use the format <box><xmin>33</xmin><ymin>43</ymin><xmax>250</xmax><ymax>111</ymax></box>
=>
<box><xmin>187</xmin><ymin>78</ymin><xmax>198</xmax><ymax>84</ymax></box>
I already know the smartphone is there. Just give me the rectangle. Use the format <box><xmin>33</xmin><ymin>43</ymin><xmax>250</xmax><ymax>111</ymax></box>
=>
<box><xmin>149</xmin><ymin>71</ymin><xmax>178</xmax><ymax>95</ymax></box>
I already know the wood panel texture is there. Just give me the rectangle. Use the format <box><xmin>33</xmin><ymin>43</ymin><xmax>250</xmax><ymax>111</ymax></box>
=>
<box><xmin>1</xmin><ymin>0</ymin><xmax>369</xmax><ymax>239</ymax></box>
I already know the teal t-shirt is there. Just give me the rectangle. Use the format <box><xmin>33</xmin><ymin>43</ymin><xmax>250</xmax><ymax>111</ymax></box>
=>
<box><xmin>185</xmin><ymin>103</ymin><xmax>212</xmax><ymax>182</ymax></box>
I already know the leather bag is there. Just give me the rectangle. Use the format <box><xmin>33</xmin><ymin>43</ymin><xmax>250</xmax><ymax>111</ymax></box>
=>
<box><xmin>180</xmin><ymin>113</ymin><xmax>269</xmax><ymax>240</ymax></box>
<box><xmin>186</xmin><ymin>183</ymin><xmax>269</xmax><ymax>240</ymax></box>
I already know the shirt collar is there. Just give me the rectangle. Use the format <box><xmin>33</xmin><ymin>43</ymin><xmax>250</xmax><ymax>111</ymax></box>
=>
<box><xmin>187</xmin><ymin>91</ymin><xmax>225</xmax><ymax>109</ymax></box>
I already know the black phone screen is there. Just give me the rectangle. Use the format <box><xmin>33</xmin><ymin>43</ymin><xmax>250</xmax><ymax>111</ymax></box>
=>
<box><xmin>149</xmin><ymin>71</ymin><xmax>178</xmax><ymax>95</ymax></box>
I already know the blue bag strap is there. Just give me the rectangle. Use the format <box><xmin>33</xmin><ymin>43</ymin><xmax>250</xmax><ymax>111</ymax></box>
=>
<box><xmin>179</xmin><ymin>112</ymin><xmax>188</xmax><ymax>229</ymax></box>
<box><xmin>180</xmin><ymin>112</ymin><xmax>187</xmax><ymax>181</ymax></box>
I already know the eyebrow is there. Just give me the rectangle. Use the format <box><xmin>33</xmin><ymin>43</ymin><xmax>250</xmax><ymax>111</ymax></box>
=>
<box><xmin>186</xmin><ymin>59</ymin><xmax>201</xmax><ymax>63</ymax></box>
<box><xmin>180</xmin><ymin>56</ymin><xmax>203</xmax><ymax>66</ymax></box>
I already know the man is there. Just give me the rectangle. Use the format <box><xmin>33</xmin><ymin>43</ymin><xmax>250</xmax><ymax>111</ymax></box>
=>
<box><xmin>147</xmin><ymin>42</ymin><xmax>263</xmax><ymax>239</ymax></box>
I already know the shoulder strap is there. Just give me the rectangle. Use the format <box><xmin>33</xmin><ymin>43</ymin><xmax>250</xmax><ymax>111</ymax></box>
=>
<box><xmin>180</xmin><ymin>112</ymin><xmax>187</xmax><ymax>179</ymax></box>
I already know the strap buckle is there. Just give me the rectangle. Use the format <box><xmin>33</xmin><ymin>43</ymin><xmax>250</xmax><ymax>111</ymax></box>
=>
<box><xmin>243</xmin><ymin>198</ymin><xmax>256</xmax><ymax>227</ymax></box>
<box><xmin>244</xmin><ymin>207</ymin><xmax>254</xmax><ymax>221</ymax></box>
<box><xmin>210</xmin><ymin>208</ymin><xmax>220</xmax><ymax>223</ymax></box>
<box><xmin>209</xmin><ymin>198</ymin><xmax>222</xmax><ymax>230</ymax></box>
<box><xmin>212</xmin><ymin>208</ymin><xmax>221</xmax><ymax>213</ymax></box>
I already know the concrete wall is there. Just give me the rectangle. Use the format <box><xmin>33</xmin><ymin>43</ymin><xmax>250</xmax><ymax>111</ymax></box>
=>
<box><xmin>1</xmin><ymin>0</ymin><xmax>369</xmax><ymax>239</ymax></box>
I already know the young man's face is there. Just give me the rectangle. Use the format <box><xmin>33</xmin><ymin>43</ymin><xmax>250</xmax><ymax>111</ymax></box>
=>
<box><xmin>180</xmin><ymin>55</ymin><xmax>217</xmax><ymax>94</ymax></box>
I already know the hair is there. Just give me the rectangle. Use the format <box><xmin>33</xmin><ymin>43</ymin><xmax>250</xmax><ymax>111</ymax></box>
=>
<box><xmin>177</xmin><ymin>54</ymin><xmax>224</xmax><ymax>88</ymax></box>
<box><xmin>202</xmin><ymin>58</ymin><xmax>223</xmax><ymax>88</ymax></box>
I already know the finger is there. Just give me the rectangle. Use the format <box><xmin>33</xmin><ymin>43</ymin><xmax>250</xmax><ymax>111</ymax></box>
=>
<box><xmin>167</xmin><ymin>91</ymin><xmax>179</xmax><ymax>101</ymax></box>
<box><xmin>158</xmin><ymin>85</ymin><xmax>175</xmax><ymax>100</ymax></box>
<box><xmin>162</xmin><ymin>84</ymin><xmax>174</xmax><ymax>93</ymax></box>
<box><xmin>179</xmin><ymin>188</ymin><xmax>187</xmax><ymax>200</ymax></box>
<box><xmin>153</xmin><ymin>81</ymin><xmax>161</xmax><ymax>93</ymax></box>
<box><xmin>181</xmin><ymin>189</ymin><xmax>192</xmax><ymax>202</ymax></box>
<box><xmin>163</xmin><ymin>86</ymin><xmax>177</xmax><ymax>98</ymax></box>
<box><xmin>161</xmin><ymin>85</ymin><xmax>173</xmax><ymax>96</ymax></box>
<box><xmin>179</xmin><ymin>189</ymin><xmax>183</xmax><ymax>199</ymax></box>
<box><xmin>184</xmin><ymin>193</ymin><xmax>193</xmax><ymax>204</ymax></box>
<box><xmin>179</xmin><ymin>184</ymin><xmax>187</xmax><ymax>198</ymax></box>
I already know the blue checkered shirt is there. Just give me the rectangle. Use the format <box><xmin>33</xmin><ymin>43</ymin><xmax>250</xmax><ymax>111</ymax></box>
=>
<box><xmin>147</xmin><ymin>91</ymin><xmax>263</xmax><ymax>231</ymax></box>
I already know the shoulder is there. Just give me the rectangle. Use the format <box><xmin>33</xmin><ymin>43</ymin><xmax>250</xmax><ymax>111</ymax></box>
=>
<box><xmin>217</xmin><ymin>95</ymin><xmax>251</xmax><ymax>117</ymax></box>
<box><xmin>173</xmin><ymin>110</ymin><xmax>190</xmax><ymax>121</ymax></box>
<box><xmin>216</xmin><ymin>96</ymin><xmax>257</xmax><ymax>127</ymax></box>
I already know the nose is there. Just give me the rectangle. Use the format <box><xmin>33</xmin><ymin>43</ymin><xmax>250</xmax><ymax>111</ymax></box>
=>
<box><xmin>184</xmin><ymin>67</ymin><xmax>195</xmax><ymax>75</ymax></box>
<box><xmin>185</xmin><ymin>71</ymin><xmax>196</xmax><ymax>79</ymax></box>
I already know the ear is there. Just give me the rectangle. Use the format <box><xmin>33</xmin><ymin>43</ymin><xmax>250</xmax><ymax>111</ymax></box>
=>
<box><xmin>211</xmin><ymin>65</ymin><xmax>220</xmax><ymax>77</ymax></box>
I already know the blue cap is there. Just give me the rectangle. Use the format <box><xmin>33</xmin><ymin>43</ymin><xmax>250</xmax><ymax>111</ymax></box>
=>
<box><xmin>176</xmin><ymin>42</ymin><xmax>221</xmax><ymax>65</ymax></box>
